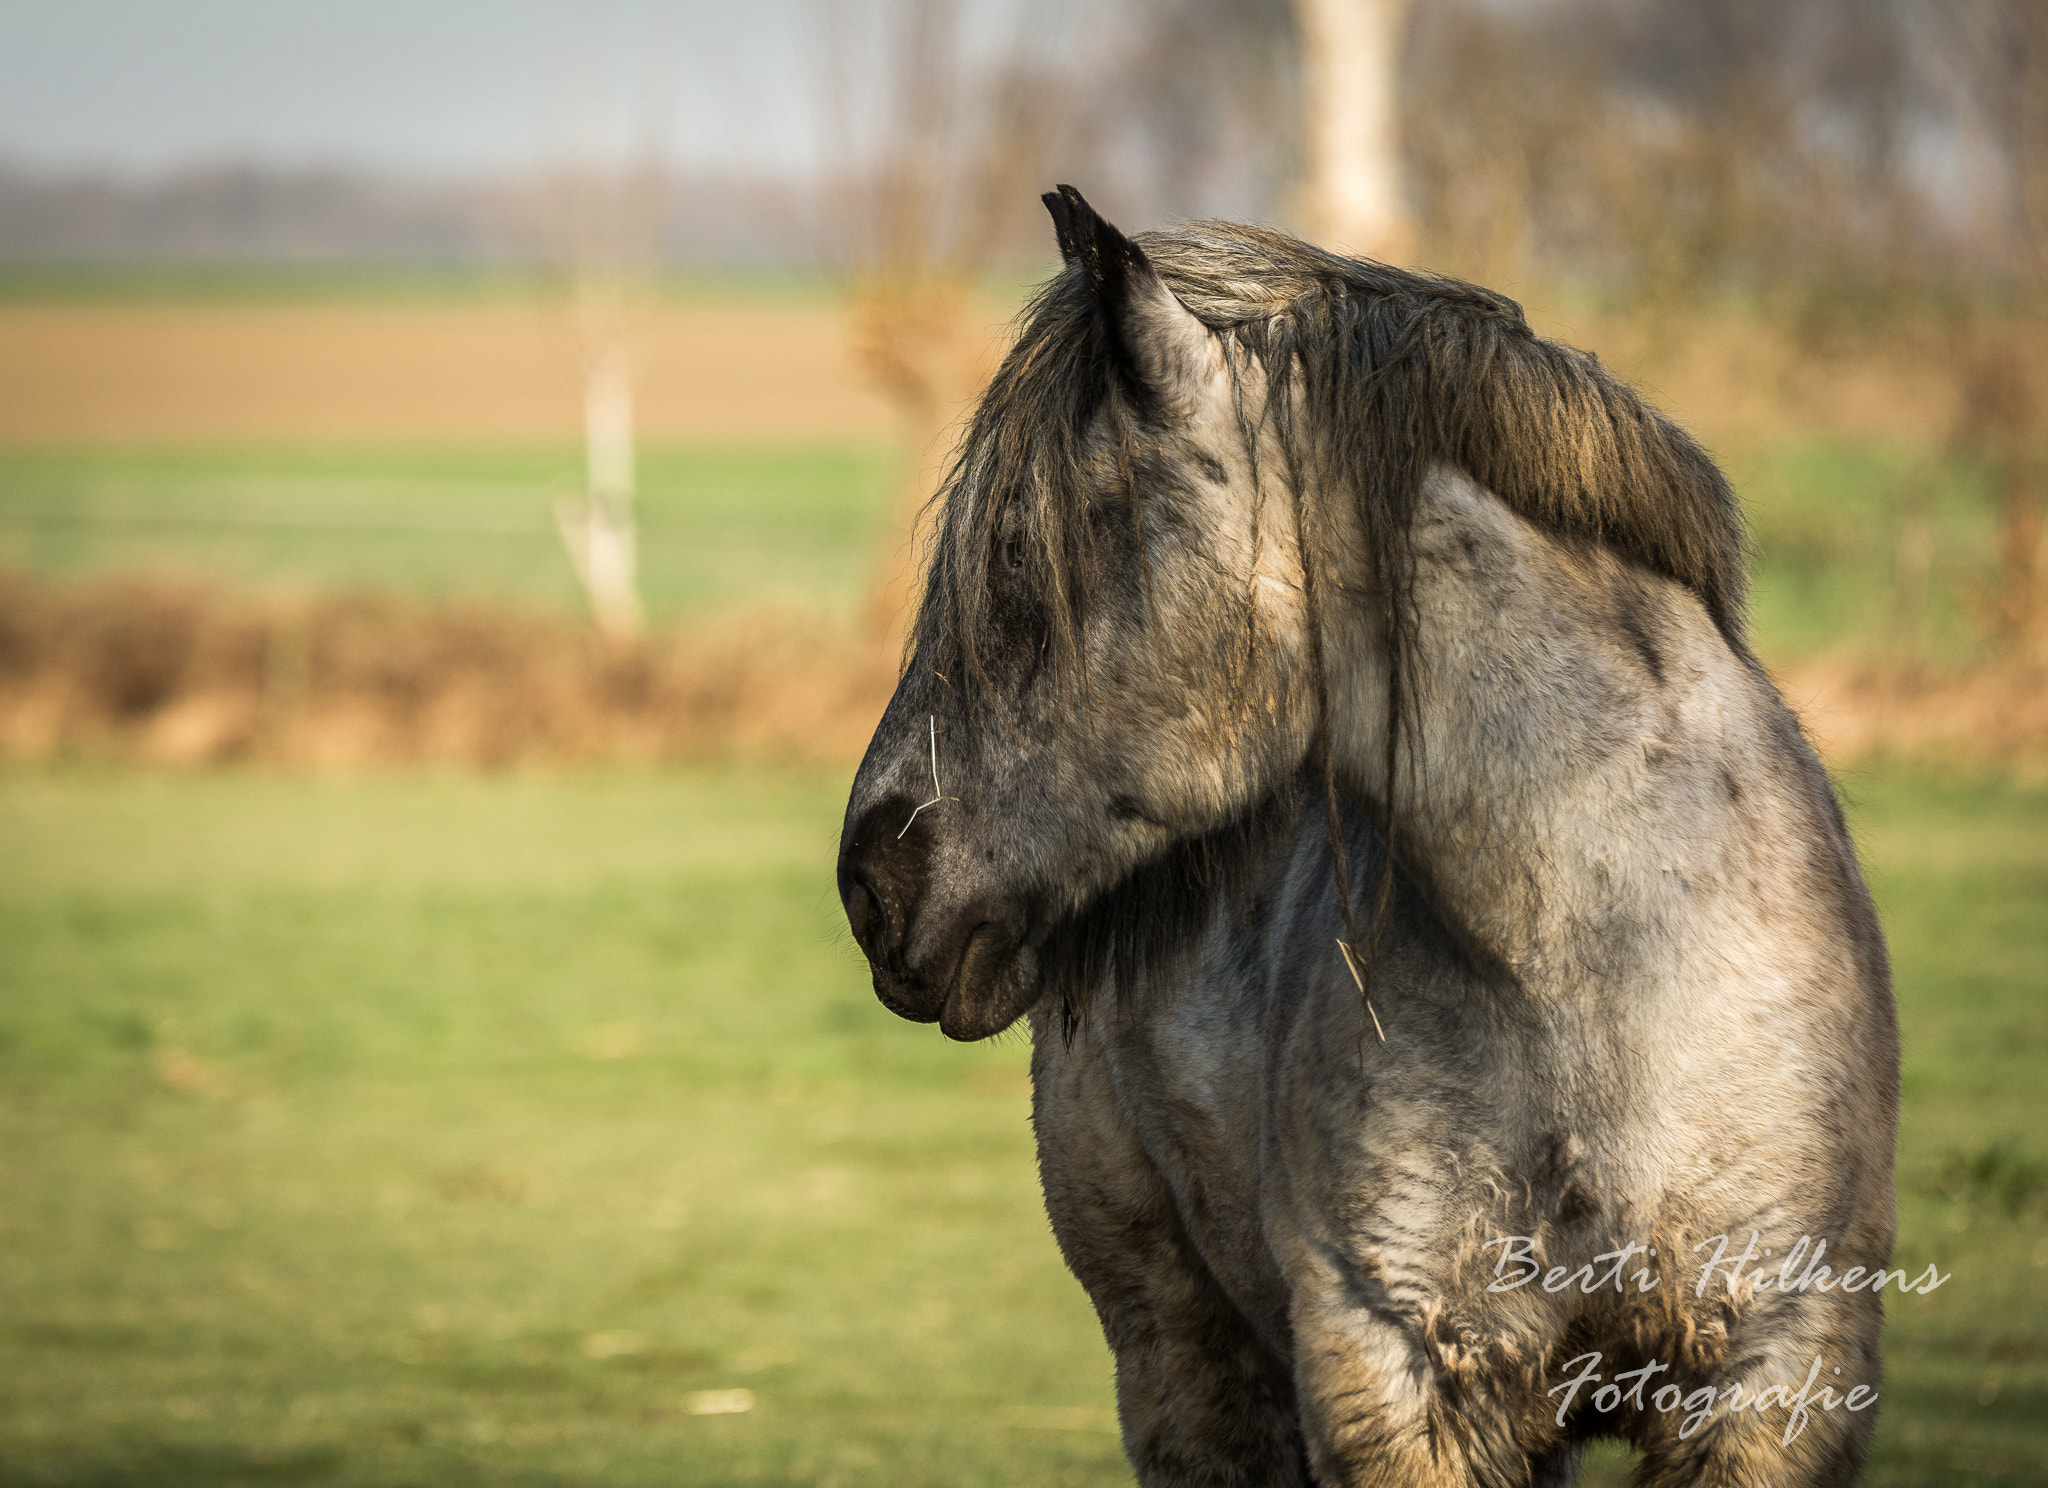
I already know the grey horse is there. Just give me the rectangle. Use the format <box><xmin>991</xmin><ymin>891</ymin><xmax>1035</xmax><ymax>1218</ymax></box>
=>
<box><xmin>837</xmin><ymin>187</ymin><xmax>1898</xmax><ymax>1487</ymax></box>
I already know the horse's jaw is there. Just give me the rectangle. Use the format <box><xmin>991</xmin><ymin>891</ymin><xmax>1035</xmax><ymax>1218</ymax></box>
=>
<box><xmin>936</xmin><ymin>925</ymin><xmax>1044</xmax><ymax>1041</ymax></box>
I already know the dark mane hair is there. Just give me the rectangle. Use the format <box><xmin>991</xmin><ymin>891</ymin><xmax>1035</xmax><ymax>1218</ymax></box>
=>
<box><xmin>913</xmin><ymin>219</ymin><xmax>1751</xmax><ymax>1007</ymax></box>
<box><xmin>918</xmin><ymin>220</ymin><xmax>1747</xmax><ymax>689</ymax></box>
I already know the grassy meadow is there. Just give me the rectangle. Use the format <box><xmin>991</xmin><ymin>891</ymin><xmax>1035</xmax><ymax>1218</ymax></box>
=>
<box><xmin>0</xmin><ymin>281</ymin><xmax>2043</xmax><ymax>1486</ymax></box>
<box><xmin>0</xmin><ymin>770</ymin><xmax>1118</xmax><ymax>1488</ymax></box>
<box><xmin>0</xmin><ymin>766</ymin><xmax>2042</xmax><ymax>1488</ymax></box>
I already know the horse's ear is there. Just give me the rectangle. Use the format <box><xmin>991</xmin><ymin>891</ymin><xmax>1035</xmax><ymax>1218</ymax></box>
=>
<box><xmin>1041</xmin><ymin>184</ymin><xmax>1216</xmax><ymax>413</ymax></box>
<box><xmin>1042</xmin><ymin>186</ymin><xmax>1085</xmax><ymax>266</ymax></box>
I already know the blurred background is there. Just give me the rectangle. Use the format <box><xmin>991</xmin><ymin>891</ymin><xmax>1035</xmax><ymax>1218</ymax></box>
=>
<box><xmin>0</xmin><ymin>2</ymin><xmax>2041</xmax><ymax>1484</ymax></box>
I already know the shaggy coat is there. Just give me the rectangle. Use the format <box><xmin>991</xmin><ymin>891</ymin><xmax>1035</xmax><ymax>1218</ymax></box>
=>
<box><xmin>838</xmin><ymin>188</ymin><xmax>1898</xmax><ymax>1487</ymax></box>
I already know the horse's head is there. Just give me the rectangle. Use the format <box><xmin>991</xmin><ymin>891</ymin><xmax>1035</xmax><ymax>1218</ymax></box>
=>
<box><xmin>839</xmin><ymin>188</ymin><xmax>1753</xmax><ymax>1039</ymax></box>
<box><xmin>837</xmin><ymin>188</ymin><xmax>1325</xmax><ymax>1040</ymax></box>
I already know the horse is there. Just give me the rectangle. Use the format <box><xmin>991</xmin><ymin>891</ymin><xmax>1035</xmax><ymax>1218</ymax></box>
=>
<box><xmin>836</xmin><ymin>186</ymin><xmax>1898</xmax><ymax>1487</ymax></box>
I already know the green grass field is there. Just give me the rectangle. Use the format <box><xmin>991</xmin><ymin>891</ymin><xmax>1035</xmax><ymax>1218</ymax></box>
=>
<box><xmin>0</xmin><ymin>766</ymin><xmax>2041</xmax><ymax>1487</ymax></box>
<box><xmin>0</xmin><ymin>435</ymin><xmax>2019</xmax><ymax>661</ymax></box>
<box><xmin>0</xmin><ymin>443</ymin><xmax>898</xmax><ymax>625</ymax></box>
<box><xmin>0</xmin><ymin>770</ymin><xmax>1116</xmax><ymax>1488</ymax></box>
<box><xmin>1724</xmin><ymin>442</ymin><xmax>2010</xmax><ymax>664</ymax></box>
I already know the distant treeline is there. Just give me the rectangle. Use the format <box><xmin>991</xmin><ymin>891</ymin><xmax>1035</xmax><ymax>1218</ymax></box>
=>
<box><xmin>0</xmin><ymin>164</ymin><xmax>829</xmax><ymax>268</ymax></box>
<box><xmin>1400</xmin><ymin>0</ymin><xmax>2046</xmax><ymax>308</ymax></box>
<box><xmin>3</xmin><ymin>0</ymin><xmax>2040</xmax><ymax>306</ymax></box>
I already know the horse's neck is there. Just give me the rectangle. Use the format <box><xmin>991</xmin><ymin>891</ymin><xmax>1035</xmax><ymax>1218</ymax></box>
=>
<box><xmin>1330</xmin><ymin>467</ymin><xmax>1809</xmax><ymax>990</ymax></box>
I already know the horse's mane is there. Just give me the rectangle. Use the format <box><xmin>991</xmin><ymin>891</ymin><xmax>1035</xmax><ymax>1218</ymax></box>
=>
<box><xmin>919</xmin><ymin>220</ymin><xmax>1747</xmax><ymax>694</ymax></box>
<box><xmin>912</xmin><ymin>219</ymin><xmax>1751</xmax><ymax>1008</ymax></box>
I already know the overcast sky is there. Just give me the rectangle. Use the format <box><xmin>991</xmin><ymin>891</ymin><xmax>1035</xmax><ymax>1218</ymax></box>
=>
<box><xmin>0</xmin><ymin>1</ymin><xmax>854</xmax><ymax>178</ymax></box>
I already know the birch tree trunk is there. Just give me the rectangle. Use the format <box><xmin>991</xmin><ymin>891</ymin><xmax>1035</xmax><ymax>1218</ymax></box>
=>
<box><xmin>1291</xmin><ymin>0</ymin><xmax>1417</xmax><ymax>261</ymax></box>
<box><xmin>556</xmin><ymin>324</ymin><xmax>644</xmax><ymax>642</ymax></box>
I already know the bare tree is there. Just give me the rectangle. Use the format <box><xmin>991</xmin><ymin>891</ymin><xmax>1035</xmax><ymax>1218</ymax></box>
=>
<box><xmin>1951</xmin><ymin>0</ymin><xmax>2048</xmax><ymax>295</ymax></box>
<box><xmin>558</xmin><ymin>248</ymin><xmax>648</xmax><ymax>642</ymax></box>
<box><xmin>1099</xmin><ymin>0</ymin><xmax>1298</xmax><ymax>227</ymax></box>
<box><xmin>1290</xmin><ymin>0</ymin><xmax>1416</xmax><ymax>259</ymax></box>
<box><xmin>1949</xmin><ymin>0</ymin><xmax>2048</xmax><ymax>648</ymax></box>
<box><xmin>1399</xmin><ymin>0</ymin><xmax>1940</xmax><ymax>312</ymax></box>
<box><xmin>543</xmin><ymin>8</ymin><xmax>681</xmax><ymax>644</ymax></box>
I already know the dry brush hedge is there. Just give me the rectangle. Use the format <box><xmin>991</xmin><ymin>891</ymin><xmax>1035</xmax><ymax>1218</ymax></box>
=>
<box><xmin>0</xmin><ymin>569</ymin><xmax>896</xmax><ymax>769</ymax></box>
<box><xmin>1776</xmin><ymin>657</ymin><xmax>2048</xmax><ymax>783</ymax></box>
<box><xmin>0</xmin><ymin>568</ymin><xmax>2041</xmax><ymax>776</ymax></box>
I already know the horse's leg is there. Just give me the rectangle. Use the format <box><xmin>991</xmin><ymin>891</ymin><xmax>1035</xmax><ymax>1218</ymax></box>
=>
<box><xmin>1284</xmin><ymin>1290</ymin><xmax>1491</xmax><ymax>1488</ymax></box>
<box><xmin>1279</xmin><ymin>1233</ymin><xmax>1584</xmax><ymax>1488</ymax></box>
<box><xmin>1629</xmin><ymin>1310</ymin><xmax>1882</xmax><ymax>1488</ymax></box>
<box><xmin>1528</xmin><ymin>1445</ymin><xmax>1585</xmax><ymax>1486</ymax></box>
<box><xmin>1630</xmin><ymin>1377</ymin><xmax>1875</xmax><ymax>1487</ymax></box>
<box><xmin>1032</xmin><ymin>1018</ymin><xmax>1311</xmax><ymax>1488</ymax></box>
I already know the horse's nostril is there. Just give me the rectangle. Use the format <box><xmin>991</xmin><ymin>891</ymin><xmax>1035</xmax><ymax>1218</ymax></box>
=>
<box><xmin>840</xmin><ymin>795</ymin><xmax>929</xmax><ymax>963</ymax></box>
<box><xmin>847</xmin><ymin>880</ymin><xmax>887</xmax><ymax>957</ymax></box>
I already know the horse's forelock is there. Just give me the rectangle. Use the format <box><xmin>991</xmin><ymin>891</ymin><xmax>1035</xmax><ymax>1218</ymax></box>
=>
<box><xmin>916</xmin><ymin>271</ymin><xmax>1118</xmax><ymax>705</ymax></box>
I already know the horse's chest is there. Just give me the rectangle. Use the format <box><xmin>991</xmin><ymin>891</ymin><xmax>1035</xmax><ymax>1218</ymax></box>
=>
<box><xmin>1035</xmin><ymin>934</ymin><xmax>1756</xmax><ymax>1371</ymax></box>
<box><xmin>1104</xmin><ymin>972</ymin><xmax>1681</xmax><ymax>1318</ymax></box>
<box><xmin>1112</xmin><ymin>1007</ymin><xmax>1286</xmax><ymax>1289</ymax></box>
<box><xmin>1029</xmin><ymin>996</ymin><xmax>1298</xmax><ymax>1349</ymax></box>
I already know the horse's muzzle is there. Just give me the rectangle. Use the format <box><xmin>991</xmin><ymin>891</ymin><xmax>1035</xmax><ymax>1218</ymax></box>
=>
<box><xmin>837</xmin><ymin>794</ymin><xmax>1042</xmax><ymax>1040</ymax></box>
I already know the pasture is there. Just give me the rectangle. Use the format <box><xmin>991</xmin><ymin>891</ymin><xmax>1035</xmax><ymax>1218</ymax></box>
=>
<box><xmin>0</xmin><ymin>276</ymin><xmax>2028</xmax><ymax>668</ymax></box>
<box><xmin>0</xmin><ymin>292</ymin><xmax>900</xmax><ymax>445</ymax></box>
<box><xmin>0</xmin><ymin>767</ymin><xmax>2041</xmax><ymax>1487</ymax></box>
<box><xmin>0</xmin><ymin>284</ymin><xmax>2041</xmax><ymax>1484</ymax></box>
<box><xmin>0</xmin><ymin>443</ymin><xmax>899</xmax><ymax>624</ymax></box>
